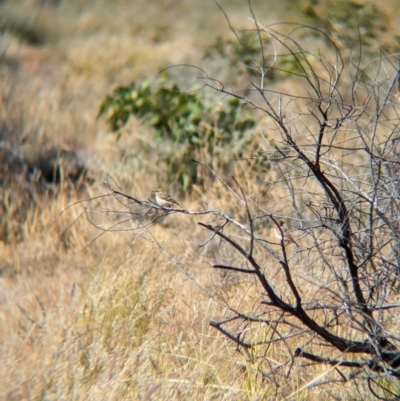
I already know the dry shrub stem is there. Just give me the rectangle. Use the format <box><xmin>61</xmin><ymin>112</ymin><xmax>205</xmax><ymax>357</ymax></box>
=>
<box><xmin>82</xmin><ymin>17</ymin><xmax>400</xmax><ymax>398</ymax></box>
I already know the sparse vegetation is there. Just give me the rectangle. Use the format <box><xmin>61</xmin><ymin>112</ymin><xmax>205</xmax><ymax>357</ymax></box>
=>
<box><xmin>1</xmin><ymin>0</ymin><xmax>400</xmax><ymax>400</ymax></box>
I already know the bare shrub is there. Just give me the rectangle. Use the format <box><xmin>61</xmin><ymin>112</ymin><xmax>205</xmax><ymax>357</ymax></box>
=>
<box><xmin>92</xmin><ymin>10</ymin><xmax>400</xmax><ymax>398</ymax></box>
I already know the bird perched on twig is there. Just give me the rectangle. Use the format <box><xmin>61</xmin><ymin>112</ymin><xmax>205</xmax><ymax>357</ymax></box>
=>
<box><xmin>152</xmin><ymin>189</ymin><xmax>181</xmax><ymax>209</ymax></box>
<box><xmin>274</xmin><ymin>220</ymin><xmax>299</xmax><ymax>247</ymax></box>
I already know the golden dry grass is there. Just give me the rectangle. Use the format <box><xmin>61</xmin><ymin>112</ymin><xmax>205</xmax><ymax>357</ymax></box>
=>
<box><xmin>1</xmin><ymin>0</ymin><xmax>400</xmax><ymax>400</ymax></box>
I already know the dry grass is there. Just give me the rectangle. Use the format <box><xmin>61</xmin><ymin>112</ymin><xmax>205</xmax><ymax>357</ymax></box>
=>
<box><xmin>1</xmin><ymin>0</ymin><xmax>400</xmax><ymax>400</ymax></box>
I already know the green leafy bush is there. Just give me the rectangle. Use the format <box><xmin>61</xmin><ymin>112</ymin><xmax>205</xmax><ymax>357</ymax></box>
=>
<box><xmin>205</xmin><ymin>29</ymin><xmax>319</xmax><ymax>84</ymax></box>
<box><xmin>98</xmin><ymin>74</ymin><xmax>256</xmax><ymax>189</ymax></box>
<box><xmin>204</xmin><ymin>0</ymin><xmax>390</xmax><ymax>86</ymax></box>
<box><xmin>204</xmin><ymin>31</ymin><xmax>266</xmax><ymax>79</ymax></box>
<box><xmin>291</xmin><ymin>0</ymin><xmax>387</xmax><ymax>51</ymax></box>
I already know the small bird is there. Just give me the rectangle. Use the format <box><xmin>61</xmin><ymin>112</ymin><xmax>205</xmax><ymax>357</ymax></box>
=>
<box><xmin>152</xmin><ymin>189</ymin><xmax>181</xmax><ymax>209</ymax></box>
<box><xmin>274</xmin><ymin>220</ymin><xmax>299</xmax><ymax>247</ymax></box>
